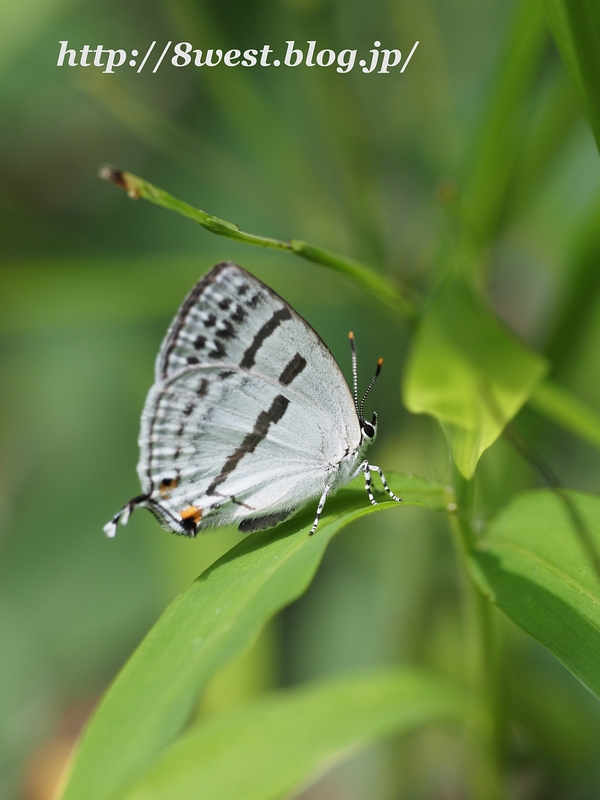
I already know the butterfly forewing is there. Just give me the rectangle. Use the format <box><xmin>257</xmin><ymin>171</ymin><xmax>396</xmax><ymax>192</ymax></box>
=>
<box><xmin>155</xmin><ymin>263</ymin><xmax>358</xmax><ymax>433</ymax></box>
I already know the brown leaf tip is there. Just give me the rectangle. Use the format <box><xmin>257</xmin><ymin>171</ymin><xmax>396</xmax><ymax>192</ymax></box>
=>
<box><xmin>99</xmin><ymin>166</ymin><xmax>127</xmax><ymax>188</ymax></box>
<box><xmin>99</xmin><ymin>166</ymin><xmax>141</xmax><ymax>199</ymax></box>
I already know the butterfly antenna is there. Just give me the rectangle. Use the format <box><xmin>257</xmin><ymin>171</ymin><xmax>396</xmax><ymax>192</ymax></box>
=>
<box><xmin>348</xmin><ymin>332</ymin><xmax>359</xmax><ymax>415</ymax></box>
<box><xmin>359</xmin><ymin>358</ymin><xmax>383</xmax><ymax>419</ymax></box>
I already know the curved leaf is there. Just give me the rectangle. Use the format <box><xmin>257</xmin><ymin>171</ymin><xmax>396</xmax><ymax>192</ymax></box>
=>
<box><xmin>60</xmin><ymin>473</ymin><xmax>446</xmax><ymax>800</ymax></box>
<box><xmin>471</xmin><ymin>489</ymin><xmax>600</xmax><ymax>697</ymax></box>
<box><xmin>116</xmin><ymin>668</ymin><xmax>465</xmax><ymax>800</ymax></box>
<box><xmin>403</xmin><ymin>278</ymin><xmax>548</xmax><ymax>478</ymax></box>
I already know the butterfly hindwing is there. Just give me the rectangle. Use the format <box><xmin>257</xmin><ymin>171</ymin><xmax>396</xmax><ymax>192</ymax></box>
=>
<box><xmin>139</xmin><ymin>365</ymin><xmax>346</xmax><ymax>531</ymax></box>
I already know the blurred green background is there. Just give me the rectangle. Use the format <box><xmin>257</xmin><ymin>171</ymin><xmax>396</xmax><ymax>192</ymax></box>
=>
<box><xmin>2</xmin><ymin>0</ymin><xmax>600</xmax><ymax>798</ymax></box>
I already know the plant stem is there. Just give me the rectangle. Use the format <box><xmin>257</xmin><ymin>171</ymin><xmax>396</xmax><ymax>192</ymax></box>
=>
<box><xmin>99</xmin><ymin>166</ymin><xmax>416</xmax><ymax>320</ymax></box>
<box><xmin>448</xmin><ymin>468</ymin><xmax>506</xmax><ymax>800</ymax></box>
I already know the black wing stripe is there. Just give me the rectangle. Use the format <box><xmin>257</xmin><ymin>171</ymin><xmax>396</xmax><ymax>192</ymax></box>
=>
<box><xmin>207</xmin><ymin>394</ymin><xmax>289</xmax><ymax>495</ymax></box>
<box><xmin>240</xmin><ymin>307</ymin><xmax>291</xmax><ymax>369</ymax></box>
<box><xmin>279</xmin><ymin>352</ymin><xmax>307</xmax><ymax>386</ymax></box>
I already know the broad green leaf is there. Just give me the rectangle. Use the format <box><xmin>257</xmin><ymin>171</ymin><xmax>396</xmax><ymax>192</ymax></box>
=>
<box><xmin>115</xmin><ymin>668</ymin><xmax>465</xmax><ymax>800</ymax></box>
<box><xmin>528</xmin><ymin>379</ymin><xmax>600</xmax><ymax>450</ymax></box>
<box><xmin>403</xmin><ymin>278</ymin><xmax>548</xmax><ymax>478</ymax></box>
<box><xmin>544</xmin><ymin>0</ymin><xmax>600</xmax><ymax>152</ymax></box>
<box><xmin>60</xmin><ymin>474</ymin><xmax>446</xmax><ymax>800</ymax></box>
<box><xmin>471</xmin><ymin>490</ymin><xmax>600</xmax><ymax>697</ymax></box>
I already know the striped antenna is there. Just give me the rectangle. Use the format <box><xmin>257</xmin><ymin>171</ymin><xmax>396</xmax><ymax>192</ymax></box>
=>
<box><xmin>359</xmin><ymin>358</ymin><xmax>383</xmax><ymax>420</ymax></box>
<box><xmin>348</xmin><ymin>332</ymin><xmax>359</xmax><ymax>415</ymax></box>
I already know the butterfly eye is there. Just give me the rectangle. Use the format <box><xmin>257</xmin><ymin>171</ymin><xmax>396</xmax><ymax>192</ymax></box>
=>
<box><xmin>362</xmin><ymin>421</ymin><xmax>375</xmax><ymax>438</ymax></box>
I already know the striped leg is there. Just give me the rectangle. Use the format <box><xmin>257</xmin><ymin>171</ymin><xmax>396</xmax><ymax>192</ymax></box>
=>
<box><xmin>309</xmin><ymin>484</ymin><xmax>332</xmax><ymax>536</ymax></box>
<box><xmin>362</xmin><ymin>462</ymin><xmax>402</xmax><ymax>505</ymax></box>
<box><xmin>362</xmin><ymin>461</ymin><xmax>378</xmax><ymax>506</ymax></box>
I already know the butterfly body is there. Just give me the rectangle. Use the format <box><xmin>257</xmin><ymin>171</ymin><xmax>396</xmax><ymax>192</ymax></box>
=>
<box><xmin>104</xmin><ymin>262</ymin><xmax>400</xmax><ymax>538</ymax></box>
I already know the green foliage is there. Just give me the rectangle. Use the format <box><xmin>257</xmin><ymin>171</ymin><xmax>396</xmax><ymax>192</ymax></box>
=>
<box><xmin>544</xmin><ymin>0</ymin><xmax>600</xmax><ymax>151</ymax></box>
<box><xmin>461</xmin><ymin>0</ymin><xmax>548</xmax><ymax>245</ymax></box>
<box><xmin>529</xmin><ymin>379</ymin><xmax>600</xmax><ymax>449</ymax></box>
<box><xmin>113</xmin><ymin>668</ymin><xmax>465</xmax><ymax>800</ymax></box>
<box><xmin>61</xmin><ymin>477</ymin><xmax>446</xmax><ymax>800</ymax></box>
<box><xmin>403</xmin><ymin>277</ymin><xmax>548</xmax><ymax>478</ymax></box>
<box><xmin>3</xmin><ymin>0</ymin><xmax>600</xmax><ymax>798</ymax></box>
<box><xmin>473</xmin><ymin>490</ymin><xmax>600</xmax><ymax>696</ymax></box>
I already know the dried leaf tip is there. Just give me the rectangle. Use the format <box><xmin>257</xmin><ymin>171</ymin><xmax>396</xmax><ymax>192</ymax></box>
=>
<box><xmin>99</xmin><ymin>166</ymin><xmax>140</xmax><ymax>199</ymax></box>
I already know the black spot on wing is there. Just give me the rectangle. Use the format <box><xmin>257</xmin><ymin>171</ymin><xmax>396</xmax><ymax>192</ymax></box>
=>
<box><xmin>219</xmin><ymin>370</ymin><xmax>235</xmax><ymax>380</ymax></box>
<box><xmin>216</xmin><ymin>320</ymin><xmax>235</xmax><ymax>339</ymax></box>
<box><xmin>158</xmin><ymin>262</ymin><xmax>254</xmax><ymax>380</ymax></box>
<box><xmin>279</xmin><ymin>352</ymin><xmax>307</xmax><ymax>386</ymax></box>
<box><xmin>197</xmin><ymin>378</ymin><xmax>209</xmax><ymax>396</ymax></box>
<box><xmin>231</xmin><ymin>304</ymin><xmax>247</xmax><ymax>324</ymax></box>
<box><xmin>207</xmin><ymin>393</ymin><xmax>290</xmax><ymax>495</ymax></box>
<box><xmin>180</xmin><ymin>515</ymin><xmax>199</xmax><ymax>535</ymax></box>
<box><xmin>240</xmin><ymin>307</ymin><xmax>291</xmax><ymax>369</ymax></box>
<box><xmin>209</xmin><ymin>340</ymin><xmax>227</xmax><ymax>359</ymax></box>
<box><xmin>184</xmin><ymin>403</ymin><xmax>195</xmax><ymax>416</ymax></box>
<box><xmin>218</xmin><ymin>297</ymin><xmax>232</xmax><ymax>310</ymax></box>
<box><xmin>194</xmin><ymin>335</ymin><xmax>206</xmax><ymax>350</ymax></box>
<box><xmin>158</xmin><ymin>264</ymin><xmax>222</xmax><ymax>379</ymax></box>
<box><xmin>187</xmin><ymin>356</ymin><xmax>199</xmax><ymax>365</ymax></box>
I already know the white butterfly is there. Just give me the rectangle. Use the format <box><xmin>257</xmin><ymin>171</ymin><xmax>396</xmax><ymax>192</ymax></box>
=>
<box><xmin>104</xmin><ymin>262</ymin><xmax>401</xmax><ymax>538</ymax></box>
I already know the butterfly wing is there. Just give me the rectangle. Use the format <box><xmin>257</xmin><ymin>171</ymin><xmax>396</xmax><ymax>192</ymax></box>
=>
<box><xmin>155</xmin><ymin>262</ymin><xmax>357</xmax><ymax>435</ymax></box>
<box><xmin>137</xmin><ymin>262</ymin><xmax>361</xmax><ymax>534</ymax></box>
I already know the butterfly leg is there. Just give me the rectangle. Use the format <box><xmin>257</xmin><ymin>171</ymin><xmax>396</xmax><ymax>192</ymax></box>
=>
<box><xmin>361</xmin><ymin>461</ymin><xmax>402</xmax><ymax>505</ymax></box>
<box><xmin>362</xmin><ymin>461</ymin><xmax>378</xmax><ymax>506</ymax></box>
<box><xmin>368</xmin><ymin>464</ymin><xmax>402</xmax><ymax>503</ymax></box>
<box><xmin>309</xmin><ymin>484</ymin><xmax>332</xmax><ymax>536</ymax></box>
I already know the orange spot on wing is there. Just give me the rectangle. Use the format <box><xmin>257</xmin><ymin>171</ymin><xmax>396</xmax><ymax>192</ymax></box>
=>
<box><xmin>159</xmin><ymin>476</ymin><xmax>179</xmax><ymax>498</ymax></box>
<box><xmin>180</xmin><ymin>505</ymin><xmax>202</xmax><ymax>524</ymax></box>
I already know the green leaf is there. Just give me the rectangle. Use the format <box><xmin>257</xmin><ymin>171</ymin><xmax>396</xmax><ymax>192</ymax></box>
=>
<box><xmin>544</xmin><ymin>0</ymin><xmax>587</xmax><ymax>107</ymax></box>
<box><xmin>402</xmin><ymin>278</ymin><xmax>548</xmax><ymax>478</ymax></box>
<box><xmin>471</xmin><ymin>489</ymin><xmax>600</xmax><ymax>697</ymax></box>
<box><xmin>60</xmin><ymin>474</ymin><xmax>446</xmax><ymax>800</ymax></box>
<box><xmin>116</xmin><ymin>668</ymin><xmax>466</xmax><ymax>800</ymax></box>
<box><xmin>528</xmin><ymin>378</ymin><xmax>600</xmax><ymax>450</ymax></box>
<box><xmin>461</xmin><ymin>0</ymin><xmax>548</xmax><ymax>244</ymax></box>
<box><xmin>543</xmin><ymin>195</ymin><xmax>600</xmax><ymax>376</ymax></box>
<box><xmin>544</xmin><ymin>0</ymin><xmax>600</xmax><ymax>152</ymax></box>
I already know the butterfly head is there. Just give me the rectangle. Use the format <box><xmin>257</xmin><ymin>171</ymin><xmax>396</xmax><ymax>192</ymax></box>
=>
<box><xmin>360</xmin><ymin>411</ymin><xmax>378</xmax><ymax>443</ymax></box>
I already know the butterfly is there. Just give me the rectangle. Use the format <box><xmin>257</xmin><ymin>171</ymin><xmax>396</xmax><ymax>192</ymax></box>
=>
<box><xmin>104</xmin><ymin>262</ymin><xmax>401</xmax><ymax>539</ymax></box>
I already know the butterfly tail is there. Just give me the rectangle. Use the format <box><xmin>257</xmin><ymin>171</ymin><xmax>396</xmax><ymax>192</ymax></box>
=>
<box><xmin>103</xmin><ymin>493</ymin><xmax>150</xmax><ymax>538</ymax></box>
